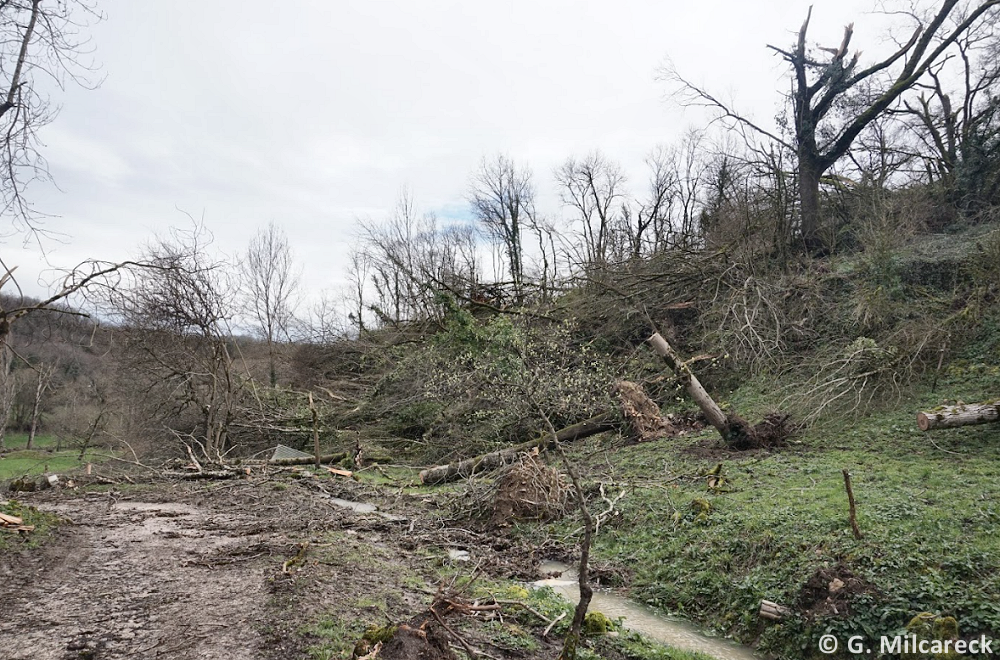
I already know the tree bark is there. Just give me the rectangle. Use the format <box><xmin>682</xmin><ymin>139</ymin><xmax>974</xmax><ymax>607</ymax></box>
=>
<box><xmin>269</xmin><ymin>452</ymin><xmax>347</xmax><ymax>466</ymax></box>
<box><xmin>798</xmin><ymin>151</ymin><xmax>823</xmax><ymax>251</ymax></box>
<box><xmin>647</xmin><ymin>333</ymin><xmax>731</xmax><ymax>435</ymax></box>
<box><xmin>917</xmin><ymin>401</ymin><xmax>1000</xmax><ymax>431</ymax></box>
<box><xmin>27</xmin><ymin>365</ymin><xmax>53</xmax><ymax>450</ymax></box>
<box><xmin>418</xmin><ymin>413</ymin><xmax>615</xmax><ymax>485</ymax></box>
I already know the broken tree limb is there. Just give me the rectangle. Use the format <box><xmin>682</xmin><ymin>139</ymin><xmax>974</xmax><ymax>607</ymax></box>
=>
<box><xmin>648</xmin><ymin>332</ymin><xmax>752</xmax><ymax>445</ymax></box>
<box><xmin>165</xmin><ymin>469</ymin><xmax>243</xmax><ymax>480</ymax></box>
<box><xmin>268</xmin><ymin>452</ymin><xmax>348</xmax><ymax>466</ymax></box>
<box><xmin>418</xmin><ymin>414</ymin><xmax>615</xmax><ymax>485</ymax></box>
<box><xmin>759</xmin><ymin>600</ymin><xmax>792</xmax><ymax>621</ymax></box>
<box><xmin>917</xmin><ymin>401</ymin><xmax>1000</xmax><ymax>431</ymax></box>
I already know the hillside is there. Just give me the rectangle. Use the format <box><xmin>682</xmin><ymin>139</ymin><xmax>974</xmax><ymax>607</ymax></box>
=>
<box><xmin>3</xmin><ymin>221</ymin><xmax>995</xmax><ymax>660</ymax></box>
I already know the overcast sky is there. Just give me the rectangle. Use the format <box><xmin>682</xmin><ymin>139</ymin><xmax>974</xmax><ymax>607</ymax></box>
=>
<box><xmin>11</xmin><ymin>0</ymin><xmax>891</xmax><ymax>307</ymax></box>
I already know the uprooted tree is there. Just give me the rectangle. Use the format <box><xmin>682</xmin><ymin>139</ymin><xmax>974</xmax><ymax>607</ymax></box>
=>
<box><xmin>647</xmin><ymin>332</ymin><xmax>793</xmax><ymax>449</ymax></box>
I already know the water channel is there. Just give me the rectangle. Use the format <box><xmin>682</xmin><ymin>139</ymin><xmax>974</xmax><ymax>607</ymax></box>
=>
<box><xmin>534</xmin><ymin>561</ymin><xmax>758</xmax><ymax>660</ymax></box>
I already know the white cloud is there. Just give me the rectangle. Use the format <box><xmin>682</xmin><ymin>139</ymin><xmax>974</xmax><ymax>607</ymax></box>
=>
<box><xmin>5</xmin><ymin>0</ymin><xmax>896</xmax><ymax>305</ymax></box>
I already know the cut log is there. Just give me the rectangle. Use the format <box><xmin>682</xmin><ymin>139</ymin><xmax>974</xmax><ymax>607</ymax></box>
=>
<box><xmin>0</xmin><ymin>512</ymin><xmax>24</xmax><ymax>526</ymax></box>
<box><xmin>418</xmin><ymin>413</ymin><xmax>615</xmax><ymax>485</ymax></box>
<box><xmin>759</xmin><ymin>600</ymin><xmax>792</xmax><ymax>621</ymax></box>
<box><xmin>917</xmin><ymin>401</ymin><xmax>1000</xmax><ymax>431</ymax></box>
<box><xmin>648</xmin><ymin>332</ymin><xmax>753</xmax><ymax>445</ymax></box>
<box><xmin>326</xmin><ymin>467</ymin><xmax>354</xmax><ymax>478</ymax></box>
<box><xmin>269</xmin><ymin>452</ymin><xmax>348</xmax><ymax>466</ymax></box>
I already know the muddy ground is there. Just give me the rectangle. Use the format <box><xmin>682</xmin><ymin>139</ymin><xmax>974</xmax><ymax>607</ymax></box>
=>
<box><xmin>0</xmin><ymin>473</ymin><xmax>569</xmax><ymax>660</ymax></box>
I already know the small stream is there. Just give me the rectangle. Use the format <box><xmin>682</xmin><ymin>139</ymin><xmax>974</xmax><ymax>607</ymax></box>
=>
<box><xmin>534</xmin><ymin>562</ymin><xmax>757</xmax><ymax>660</ymax></box>
<box><xmin>320</xmin><ymin>494</ymin><xmax>756</xmax><ymax>660</ymax></box>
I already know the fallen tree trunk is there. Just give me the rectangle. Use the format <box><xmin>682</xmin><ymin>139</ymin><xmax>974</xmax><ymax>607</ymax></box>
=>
<box><xmin>269</xmin><ymin>452</ymin><xmax>348</xmax><ymax>466</ymax></box>
<box><xmin>647</xmin><ymin>332</ymin><xmax>752</xmax><ymax>445</ymax></box>
<box><xmin>164</xmin><ymin>469</ymin><xmax>243</xmax><ymax>480</ymax></box>
<box><xmin>917</xmin><ymin>401</ymin><xmax>1000</xmax><ymax>431</ymax></box>
<box><xmin>419</xmin><ymin>414</ymin><xmax>615</xmax><ymax>485</ymax></box>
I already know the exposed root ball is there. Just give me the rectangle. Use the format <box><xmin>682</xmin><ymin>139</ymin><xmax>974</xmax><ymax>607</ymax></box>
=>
<box><xmin>491</xmin><ymin>454</ymin><xmax>569</xmax><ymax>525</ymax></box>
<box><xmin>726</xmin><ymin>412</ymin><xmax>797</xmax><ymax>450</ymax></box>
<box><xmin>450</xmin><ymin>452</ymin><xmax>569</xmax><ymax>526</ymax></box>
<box><xmin>617</xmin><ymin>380</ymin><xmax>673</xmax><ymax>441</ymax></box>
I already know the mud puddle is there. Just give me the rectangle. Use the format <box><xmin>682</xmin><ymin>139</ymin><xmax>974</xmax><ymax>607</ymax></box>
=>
<box><xmin>0</xmin><ymin>493</ymin><xmax>290</xmax><ymax>659</ymax></box>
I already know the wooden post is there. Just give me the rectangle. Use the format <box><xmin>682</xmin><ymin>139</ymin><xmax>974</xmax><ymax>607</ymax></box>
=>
<box><xmin>309</xmin><ymin>392</ymin><xmax>320</xmax><ymax>469</ymax></box>
<box><xmin>917</xmin><ymin>401</ymin><xmax>999</xmax><ymax>431</ymax></box>
<box><xmin>842</xmin><ymin>469</ymin><xmax>862</xmax><ymax>540</ymax></box>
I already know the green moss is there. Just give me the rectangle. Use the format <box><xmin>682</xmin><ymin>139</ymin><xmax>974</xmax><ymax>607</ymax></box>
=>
<box><xmin>361</xmin><ymin>624</ymin><xmax>397</xmax><ymax>644</ymax></box>
<box><xmin>907</xmin><ymin>612</ymin><xmax>936</xmax><ymax>637</ymax></box>
<box><xmin>690</xmin><ymin>498</ymin><xmax>711</xmax><ymax>514</ymax></box>
<box><xmin>903</xmin><ymin>613</ymin><xmax>964</xmax><ymax>659</ymax></box>
<box><xmin>583</xmin><ymin>611</ymin><xmax>612</xmax><ymax>635</ymax></box>
<box><xmin>932</xmin><ymin>616</ymin><xmax>958</xmax><ymax>640</ymax></box>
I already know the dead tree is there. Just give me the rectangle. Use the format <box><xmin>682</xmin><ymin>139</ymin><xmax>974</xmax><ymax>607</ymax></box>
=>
<box><xmin>556</xmin><ymin>151</ymin><xmax>627</xmax><ymax>268</ymax></box>
<box><xmin>669</xmin><ymin>0</ymin><xmax>1000</xmax><ymax>251</ymax></box>
<box><xmin>26</xmin><ymin>362</ymin><xmax>55</xmax><ymax>449</ymax></box>
<box><xmin>0</xmin><ymin>0</ymin><xmax>101</xmax><ymax>236</ymax></box>
<box><xmin>469</xmin><ymin>154</ymin><xmax>535</xmax><ymax>303</ymax></box>
<box><xmin>648</xmin><ymin>332</ymin><xmax>753</xmax><ymax>446</ymax></box>
<box><xmin>240</xmin><ymin>222</ymin><xmax>299</xmax><ymax>387</ymax></box>
<box><xmin>101</xmin><ymin>225</ymin><xmax>247</xmax><ymax>462</ymax></box>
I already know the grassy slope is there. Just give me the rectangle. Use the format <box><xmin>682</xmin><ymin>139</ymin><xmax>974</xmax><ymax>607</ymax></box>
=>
<box><xmin>0</xmin><ymin>433</ymin><xmax>101</xmax><ymax>481</ymax></box>
<box><xmin>558</xmin><ymin>356</ymin><xmax>1000</xmax><ymax>658</ymax></box>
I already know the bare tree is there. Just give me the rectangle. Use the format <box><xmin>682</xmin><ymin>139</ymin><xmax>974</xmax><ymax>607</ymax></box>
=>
<box><xmin>556</xmin><ymin>151</ymin><xmax>627</xmax><ymax>268</ymax></box>
<box><xmin>627</xmin><ymin>146</ymin><xmax>678</xmax><ymax>257</ymax></box>
<box><xmin>0</xmin><ymin>0</ymin><xmax>101</xmax><ymax>239</ymax></box>
<box><xmin>669</xmin><ymin>0</ymin><xmax>1000</xmax><ymax>251</ymax></box>
<box><xmin>359</xmin><ymin>191</ymin><xmax>483</xmax><ymax>326</ymax></box>
<box><xmin>898</xmin><ymin>4</ymin><xmax>1000</xmax><ymax>210</ymax></box>
<box><xmin>103</xmin><ymin>225</ymin><xmax>245</xmax><ymax>461</ymax></box>
<box><xmin>25</xmin><ymin>360</ymin><xmax>54</xmax><ymax>448</ymax></box>
<box><xmin>240</xmin><ymin>222</ymin><xmax>299</xmax><ymax>387</ymax></box>
<box><xmin>0</xmin><ymin>259</ymin><xmax>136</xmax><ymax>450</ymax></box>
<box><xmin>345</xmin><ymin>244</ymin><xmax>371</xmax><ymax>334</ymax></box>
<box><xmin>469</xmin><ymin>154</ymin><xmax>534</xmax><ymax>303</ymax></box>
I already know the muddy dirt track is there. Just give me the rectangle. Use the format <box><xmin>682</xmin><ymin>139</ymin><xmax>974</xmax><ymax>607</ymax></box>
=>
<box><xmin>0</xmin><ymin>477</ymin><xmax>550</xmax><ymax>660</ymax></box>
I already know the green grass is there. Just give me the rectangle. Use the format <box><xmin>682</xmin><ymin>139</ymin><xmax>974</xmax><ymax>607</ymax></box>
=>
<box><xmin>550</xmin><ymin>359</ymin><xmax>1000</xmax><ymax>659</ymax></box>
<box><xmin>0</xmin><ymin>433</ymin><xmax>103</xmax><ymax>480</ymax></box>
<box><xmin>0</xmin><ymin>499</ymin><xmax>60</xmax><ymax>550</ymax></box>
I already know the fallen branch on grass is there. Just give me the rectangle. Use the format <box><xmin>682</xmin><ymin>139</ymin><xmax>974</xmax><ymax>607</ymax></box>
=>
<box><xmin>0</xmin><ymin>511</ymin><xmax>34</xmax><ymax>534</ymax></box>
<box><xmin>163</xmin><ymin>469</ymin><xmax>243</xmax><ymax>481</ymax></box>
<box><xmin>759</xmin><ymin>600</ymin><xmax>792</xmax><ymax>621</ymax></box>
<box><xmin>418</xmin><ymin>414</ymin><xmax>615</xmax><ymax>485</ymax></box>
<box><xmin>269</xmin><ymin>452</ymin><xmax>348</xmax><ymax>466</ymax></box>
